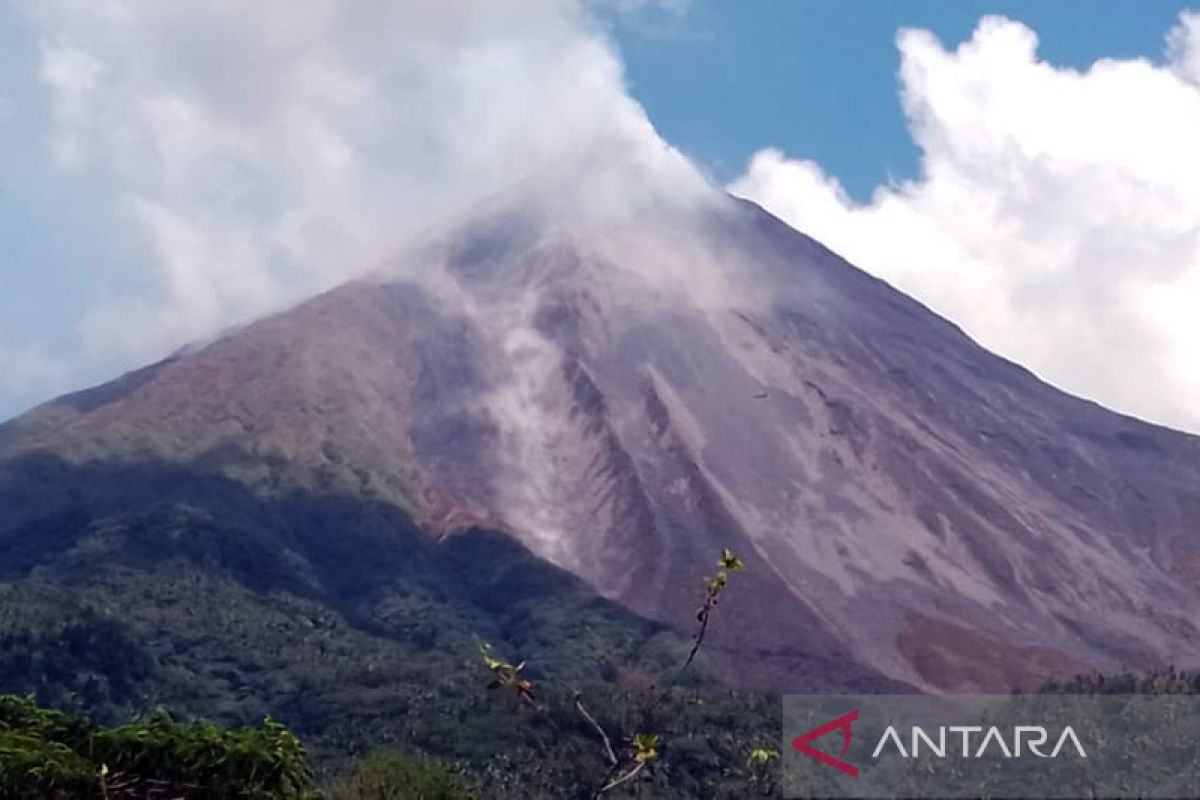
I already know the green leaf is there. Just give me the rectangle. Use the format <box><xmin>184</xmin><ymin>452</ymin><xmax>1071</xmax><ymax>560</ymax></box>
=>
<box><xmin>718</xmin><ymin>548</ymin><xmax>745</xmax><ymax>572</ymax></box>
<box><xmin>633</xmin><ymin>733</ymin><xmax>660</xmax><ymax>763</ymax></box>
<box><xmin>747</xmin><ymin>747</ymin><xmax>779</xmax><ymax>765</ymax></box>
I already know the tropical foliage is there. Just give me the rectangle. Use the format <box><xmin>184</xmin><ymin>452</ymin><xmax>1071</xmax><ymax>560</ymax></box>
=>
<box><xmin>0</xmin><ymin>695</ymin><xmax>314</xmax><ymax>799</ymax></box>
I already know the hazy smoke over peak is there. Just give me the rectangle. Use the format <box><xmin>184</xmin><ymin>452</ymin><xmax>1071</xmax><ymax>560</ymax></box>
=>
<box><xmin>12</xmin><ymin>3</ymin><xmax>1200</xmax><ymax>438</ymax></box>
<box><xmin>20</xmin><ymin>0</ymin><xmax>704</xmax><ymax>400</ymax></box>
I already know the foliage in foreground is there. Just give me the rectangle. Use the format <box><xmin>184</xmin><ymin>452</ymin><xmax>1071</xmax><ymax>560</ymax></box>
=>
<box><xmin>0</xmin><ymin>694</ymin><xmax>314</xmax><ymax>799</ymax></box>
<box><xmin>0</xmin><ymin>695</ymin><xmax>479</xmax><ymax>799</ymax></box>
<box><xmin>0</xmin><ymin>686</ymin><xmax>779</xmax><ymax>798</ymax></box>
<box><xmin>469</xmin><ymin>548</ymin><xmax>771</xmax><ymax>799</ymax></box>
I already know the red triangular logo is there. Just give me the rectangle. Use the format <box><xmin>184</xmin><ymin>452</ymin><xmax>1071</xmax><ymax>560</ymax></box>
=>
<box><xmin>791</xmin><ymin>709</ymin><xmax>859</xmax><ymax>778</ymax></box>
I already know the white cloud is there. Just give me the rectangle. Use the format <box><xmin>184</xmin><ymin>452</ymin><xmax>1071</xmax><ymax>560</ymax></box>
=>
<box><xmin>1168</xmin><ymin>10</ymin><xmax>1200</xmax><ymax>85</ymax></box>
<box><xmin>16</xmin><ymin>3</ymin><xmax>1200</xmax><ymax>439</ymax></box>
<box><xmin>16</xmin><ymin>0</ymin><xmax>703</xmax><ymax>395</ymax></box>
<box><xmin>731</xmin><ymin>13</ymin><xmax>1200</xmax><ymax>434</ymax></box>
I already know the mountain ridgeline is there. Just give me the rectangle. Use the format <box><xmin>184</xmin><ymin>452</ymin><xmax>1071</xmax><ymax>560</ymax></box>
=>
<box><xmin>2</xmin><ymin>188</ymin><xmax>1200</xmax><ymax>782</ymax></box>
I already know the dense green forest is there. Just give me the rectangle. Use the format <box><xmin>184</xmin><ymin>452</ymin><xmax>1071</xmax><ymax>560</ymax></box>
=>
<box><xmin>0</xmin><ymin>530</ymin><xmax>784</xmax><ymax>798</ymax></box>
<box><xmin>7</xmin><ymin>666</ymin><xmax>1200</xmax><ymax>798</ymax></box>
<box><xmin>0</xmin><ymin>686</ymin><xmax>780</xmax><ymax>798</ymax></box>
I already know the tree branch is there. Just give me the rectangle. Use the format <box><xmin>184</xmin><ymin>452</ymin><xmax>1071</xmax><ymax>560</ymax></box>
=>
<box><xmin>575</xmin><ymin>696</ymin><xmax>618</xmax><ymax>766</ymax></box>
<box><xmin>595</xmin><ymin>761</ymin><xmax>646</xmax><ymax>797</ymax></box>
<box><xmin>670</xmin><ymin>603</ymin><xmax>712</xmax><ymax>690</ymax></box>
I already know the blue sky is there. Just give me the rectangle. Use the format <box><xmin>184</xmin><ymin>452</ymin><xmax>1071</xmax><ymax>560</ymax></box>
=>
<box><xmin>2</xmin><ymin>1</ymin><xmax>1200</xmax><ymax>432</ymax></box>
<box><xmin>613</xmin><ymin>1</ymin><xmax>1195</xmax><ymax>199</ymax></box>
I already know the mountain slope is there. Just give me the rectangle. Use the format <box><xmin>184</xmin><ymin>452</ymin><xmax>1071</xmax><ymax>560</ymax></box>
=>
<box><xmin>0</xmin><ymin>452</ymin><xmax>740</xmax><ymax>729</ymax></box>
<box><xmin>3</xmin><ymin>190</ymin><xmax>1200</xmax><ymax>695</ymax></box>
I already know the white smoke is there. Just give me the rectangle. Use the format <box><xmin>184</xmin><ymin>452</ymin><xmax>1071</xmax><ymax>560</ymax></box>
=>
<box><xmin>12</xmin><ymin>0</ymin><xmax>704</xmax><ymax>414</ymax></box>
<box><xmin>15</xmin><ymin>4</ymin><xmax>1200</xmax><ymax>439</ymax></box>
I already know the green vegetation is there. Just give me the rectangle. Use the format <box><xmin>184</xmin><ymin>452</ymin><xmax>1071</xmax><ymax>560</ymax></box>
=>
<box><xmin>0</xmin><ymin>542</ymin><xmax>777</xmax><ymax>796</ymax></box>
<box><xmin>0</xmin><ymin>695</ymin><xmax>314</xmax><ymax>799</ymax></box>
<box><xmin>0</xmin><ymin>458</ymin><xmax>781</xmax><ymax>797</ymax></box>
<box><xmin>7</xmin><ymin>665</ymin><xmax>1200</xmax><ymax>798</ymax></box>
<box><xmin>9</xmin><ymin>457</ymin><xmax>1193</xmax><ymax>796</ymax></box>
<box><xmin>1037</xmin><ymin>666</ymin><xmax>1200</xmax><ymax>695</ymax></box>
<box><xmin>325</xmin><ymin>751</ymin><xmax>472</xmax><ymax>800</ymax></box>
<box><xmin>0</xmin><ymin>683</ymin><xmax>779</xmax><ymax>798</ymax></box>
<box><xmin>0</xmin><ymin>694</ymin><xmax>481</xmax><ymax>799</ymax></box>
<box><xmin>458</xmin><ymin>548</ymin><xmax>766</xmax><ymax>798</ymax></box>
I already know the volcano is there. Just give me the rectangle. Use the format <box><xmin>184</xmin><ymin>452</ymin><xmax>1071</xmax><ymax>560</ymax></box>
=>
<box><xmin>3</xmin><ymin>180</ymin><xmax>1200</xmax><ymax>705</ymax></box>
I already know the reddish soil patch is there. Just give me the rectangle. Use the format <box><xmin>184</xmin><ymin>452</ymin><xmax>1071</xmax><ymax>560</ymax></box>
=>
<box><xmin>419</xmin><ymin>484</ymin><xmax>498</xmax><ymax>537</ymax></box>
<box><xmin>897</xmin><ymin>614</ymin><xmax>1079</xmax><ymax>692</ymax></box>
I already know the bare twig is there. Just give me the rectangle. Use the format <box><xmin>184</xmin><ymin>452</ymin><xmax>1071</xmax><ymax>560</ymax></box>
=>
<box><xmin>595</xmin><ymin>761</ymin><xmax>646</xmax><ymax>797</ymax></box>
<box><xmin>643</xmin><ymin>596</ymin><xmax>714</xmax><ymax>719</ymax></box>
<box><xmin>592</xmin><ymin>757</ymin><xmax>625</xmax><ymax>800</ymax></box>
<box><xmin>587</xmin><ymin>551</ymin><xmax>743</xmax><ymax>799</ymax></box>
<box><xmin>671</xmin><ymin>601</ymin><xmax>712</xmax><ymax>690</ymax></box>
<box><xmin>575</xmin><ymin>695</ymin><xmax>618</xmax><ymax>766</ymax></box>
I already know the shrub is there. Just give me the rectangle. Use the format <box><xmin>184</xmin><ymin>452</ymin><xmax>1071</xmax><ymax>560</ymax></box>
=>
<box><xmin>0</xmin><ymin>695</ymin><xmax>315</xmax><ymax>799</ymax></box>
<box><xmin>326</xmin><ymin>750</ymin><xmax>473</xmax><ymax>800</ymax></box>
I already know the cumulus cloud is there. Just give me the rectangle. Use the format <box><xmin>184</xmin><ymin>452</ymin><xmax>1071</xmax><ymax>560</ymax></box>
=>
<box><xmin>1168</xmin><ymin>10</ymin><xmax>1200</xmax><ymax>85</ymax></box>
<box><xmin>12</xmin><ymin>0</ymin><xmax>701</xmax><ymax>410</ymax></box>
<box><xmin>731</xmin><ymin>12</ymin><xmax>1200</xmax><ymax>434</ymax></box>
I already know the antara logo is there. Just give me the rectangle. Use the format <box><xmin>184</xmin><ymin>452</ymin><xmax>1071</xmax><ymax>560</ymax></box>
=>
<box><xmin>791</xmin><ymin>710</ymin><xmax>1087</xmax><ymax>778</ymax></box>
<box><xmin>791</xmin><ymin>709</ymin><xmax>860</xmax><ymax>778</ymax></box>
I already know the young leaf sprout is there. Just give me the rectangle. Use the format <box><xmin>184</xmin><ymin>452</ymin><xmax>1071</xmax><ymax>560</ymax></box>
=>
<box><xmin>474</xmin><ymin>549</ymin><xmax>747</xmax><ymax>799</ymax></box>
<box><xmin>675</xmin><ymin>548</ymin><xmax>745</xmax><ymax>685</ymax></box>
<box><xmin>595</xmin><ymin>733</ymin><xmax>660</xmax><ymax>796</ymax></box>
<box><xmin>475</xmin><ymin>638</ymin><xmax>535</xmax><ymax>706</ymax></box>
<box><xmin>744</xmin><ymin>747</ymin><xmax>781</xmax><ymax>795</ymax></box>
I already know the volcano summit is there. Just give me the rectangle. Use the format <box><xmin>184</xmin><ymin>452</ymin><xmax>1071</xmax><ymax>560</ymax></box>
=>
<box><xmin>3</xmin><ymin>175</ymin><xmax>1200</xmax><ymax>708</ymax></box>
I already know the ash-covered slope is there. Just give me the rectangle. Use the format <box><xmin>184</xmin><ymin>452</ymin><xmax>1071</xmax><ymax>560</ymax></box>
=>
<box><xmin>4</xmin><ymin>188</ymin><xmax>1200</xmax><ymax>693</ymax></box>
